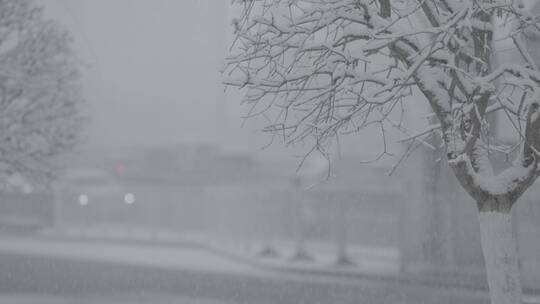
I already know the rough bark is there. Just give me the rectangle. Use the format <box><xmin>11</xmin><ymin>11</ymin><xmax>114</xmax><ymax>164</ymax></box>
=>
<box><xmin>379</xmin><ymin>0</ymin><xmax>391</xmax><ymax>18</ymax></box>
<box><xmin>478</xmin><ymin>210</ymin><xmax>522</xmax><ymax>304</ymax></box>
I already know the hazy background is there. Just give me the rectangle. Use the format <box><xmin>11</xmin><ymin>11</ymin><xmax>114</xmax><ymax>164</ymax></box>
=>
<box><xmin>35</xmin><ymin>0</ymin><xmax>540</xmax><ymax>159</ymax></box>
<box><xmin>40</xmin><ymin>0</ymin><xmax>233</xmax><ymax>149</ymax></box>
<box><xmin>0</xmin><ymin>2</ymin><xmax>538</xmax><ymax>303</ymax></box>
<box><xmin>37</xmin><ymin>0</ymin><xmax>400</xmax><ymax>163</ymax></box>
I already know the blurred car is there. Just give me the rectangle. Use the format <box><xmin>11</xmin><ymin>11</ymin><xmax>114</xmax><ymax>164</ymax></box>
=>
<box><xmin>57</xmin><ymin>168</ymin><xmax>133</xmax><ymax>205</ymax></box>
<box><xmin>54</xmin><ymin>168</ymin><xmax>136</xmax><ymax>226</ymax></box>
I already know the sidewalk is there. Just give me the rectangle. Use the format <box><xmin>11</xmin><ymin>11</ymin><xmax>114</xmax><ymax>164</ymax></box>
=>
<box><xmin>198</xmin><ymin>237</ymin><xmax>402</xmax><ymax>280</ymax></box>
<box><xmin>39</xmin><ymin>226</ymin><xmax>401</xmax><ymax>281</ymax></box>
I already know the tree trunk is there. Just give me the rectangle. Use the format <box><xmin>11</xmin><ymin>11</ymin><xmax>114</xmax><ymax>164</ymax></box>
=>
<box><xmin>52</xmin><ymin>187</ymin><xmax>64</xmax><ymax>230</ymax></box>
<box><xmin>289</xmin><ymin>183</ymin><xmax>312</xmax><ymax>261</ymax></box>
<box><xmin>478</xmin><ymin>210</ymin><xmax>522</xmax><ymax>304</ymax></box>
<box><xmin>292</xmin><ymin>196</ymin><xmax>312</xmax><ymax>261</ymax></box>
<box><xmin>379</xmin><ymin>0</ymin><xmax>391</xmax><ymax>18</ymax></box>
<box><xmin>335</xmin><ymin>199</ymin><xmax>353</xmax><ymax>265</ymax></box>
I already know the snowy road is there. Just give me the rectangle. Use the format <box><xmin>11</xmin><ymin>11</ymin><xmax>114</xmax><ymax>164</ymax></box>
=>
<box><xmin>0</xmin><ymin>236</ymin><xmax>495</xmax><ymax>304</ymax></box>
<box><xmin>0</xmin><ymin>293</ymin><xmax>236</xmax><ymax>304</ymax></box>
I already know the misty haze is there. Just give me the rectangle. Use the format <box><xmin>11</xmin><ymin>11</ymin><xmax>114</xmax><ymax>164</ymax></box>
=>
<box><xmin>0</xmin><ymin>1</ymin><xmax>539</xmax><ymax>304</ymax></box>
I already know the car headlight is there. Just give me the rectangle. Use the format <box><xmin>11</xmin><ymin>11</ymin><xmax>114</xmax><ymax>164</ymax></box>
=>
<box><xmin>124</xmin><ymin>193</ymin><xmax>135</xmax><ymax>204</ymax></box>
<box><xmin>78</xmin><ymin>194</ymin><xmax>89</xmax><ymax>206</ymax></box>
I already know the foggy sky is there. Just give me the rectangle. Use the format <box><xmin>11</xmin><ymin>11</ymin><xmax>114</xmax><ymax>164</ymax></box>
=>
<box><xmin>43</xmin><ymin>0</ymin><xmax>226</xmax><ymax>150</ymax></box>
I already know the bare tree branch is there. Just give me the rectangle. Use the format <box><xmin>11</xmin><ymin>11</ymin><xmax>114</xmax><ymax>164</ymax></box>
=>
<box><xmin>226</xmin><ymin>0</ymin><xmax>540</xmax><ymax>208</ymax></box>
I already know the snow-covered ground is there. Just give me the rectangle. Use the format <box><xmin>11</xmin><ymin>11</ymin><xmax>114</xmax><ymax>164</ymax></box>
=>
<box><xmin>36</xmin><ymin>226</ymin><xmax>540</xmax><ymax>295</ymax></box>
<box><xmin>40</xmin><ymin>226</ymin><xmax>401</xmax><ymax>279</ymax></box>
<box><xmin>0</xmin><ymin>231</ymin><xmax>539</xmax><ymax>304</ymax></box>
<box><xmin>0</xmin><ymin>293</ymin><xmax>235</xmax><ymax>304</ymax></box>
<box><xmin>0</xmin><ymin>234</ymin><xmax>257</xmax><ymax>276</ymax></box>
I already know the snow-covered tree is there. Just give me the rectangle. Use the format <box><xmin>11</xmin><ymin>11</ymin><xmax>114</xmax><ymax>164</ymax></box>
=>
<box><xmin>0</xmin><ymin>0</ymin><xmax>82</xmax><ymax>184</ymax></box>
<box><xmin>225</xmin><ymin>1</ymin><xmax>540</xmax><ymax>303</ymax></box>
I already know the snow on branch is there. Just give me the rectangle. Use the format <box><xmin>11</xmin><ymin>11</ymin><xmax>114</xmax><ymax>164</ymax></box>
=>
<box><xmin>226</xmin><ymin>0</ymin><xmax>540</xmax><ymax>202</ymax></box>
